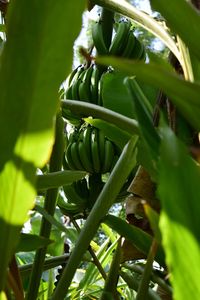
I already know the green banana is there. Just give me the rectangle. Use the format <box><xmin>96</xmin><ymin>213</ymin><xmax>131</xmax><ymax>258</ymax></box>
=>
<box><xmin>67</xmin><ymin>64</ymin><xmax>83</xmax><ymax>87</ymax></box>
<box><xmin>91</xmin><ymin>128</ymin><xmax>101</xmax><ymax>173</ymax></box>
<box><xmin>61</xmin><ymin>186</ymin><xmax>86</xmax><ymax>207</ymax></box>
<box><xmin>92</xmin><ymin>21</ymin><xmax>108</xmax><ymax>55</ymax></box>
<box><xmin>70</xmin><ymin>141</ymin><xmax>84</xmax><ymax>170</ymax></box>
<box><xmin>131</xmin><ymin>38</ymin><xmax>144</xmax><ymax>60</ymax></box>
<box><xmin>122</xmin><ymin>30</ymin><xmax>136</xmax><ymax>58</ymax></box>
<box><xmin>78</xmin><ymin>65</ymin><xmax>93</xmax><ymax>102</ymax></box>
<box><xmin>109</xmin><ymin>20</ymin><xmax>131</xmax><ymax>56</ymax></box>
<box><xmin>98</xmin><ymin>129</ymin><xmax>105</xmax><ymax>165</ymax></box>
<box><xmin>65</xmin><ymin>84</ymin><xmax>73</xmax><ymax>99</ymax></box>
<box><xmin>78</xmin><ymin>141</ymin><xmax>94</xmax><ymax>173</ymax></box>
<box><xmin>74</xmin><ymin>178</ymin><xmax>90</xmax><ymax>199</ymax></box>
<box><xmin>83</xmin><ymin>126</ymin><xmax>92</xmax><ymax>160</ymax></box>
<box><xmin>90</xmin><ymin>65</ymin><xmax>100</xmax><ymax>104</ymax></box>
<box><xmin>98</xmin><ymin>73</ymin><xmax>104</xmax><ymax>106</ymax></box>
<box><xmin>101</xmin><ymin>139</ymin><xmax>115</xmax><ymax>174</ymax></box>
<box><xmin>65</xmin><ymin>143</ymin><xmax>77</xmax><ymax>170</ymax></box>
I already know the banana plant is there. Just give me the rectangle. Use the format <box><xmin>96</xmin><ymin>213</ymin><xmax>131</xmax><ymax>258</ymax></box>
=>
<box><xmin>1</xmin><ymin>0</ymin><xmax>200</xmax><ymax>299</ymax></box>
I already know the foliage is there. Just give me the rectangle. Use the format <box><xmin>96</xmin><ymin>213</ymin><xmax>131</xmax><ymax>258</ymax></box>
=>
<box><xmin>0</xmin><ymin>0</ymin><xmax>200</xmax><ymax>300</ymax></box>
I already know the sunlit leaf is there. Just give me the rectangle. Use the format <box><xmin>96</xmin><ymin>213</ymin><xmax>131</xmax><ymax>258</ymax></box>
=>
<box><xmin>0</xmin><ymin>0</ymin><xmax>85</xmax><ymax>289</ymax></box>
<box><xmin>158</xmin><ymin>127</ymin><xmax>200</xmax><ymax>300</ymax></box>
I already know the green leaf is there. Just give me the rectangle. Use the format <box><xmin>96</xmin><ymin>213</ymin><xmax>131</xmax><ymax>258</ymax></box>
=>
<box><xmin>125</xmin><ymin>78</ymin><xmax>160</xmax><ymax>160</ymax></box>
<box><xmin>104</xmin><ymin>214</ymin><xmax>165</xmax><ymax>267</ymax></box>
<box><xmin>16</xmin><ymin>234</ymin><xmax>52</xmax><ymax>252</ymax></box>
<box><xmin>151</xmin><ymin>0</ymin><xmax>200</xmax><ymax>61</ymax></box>
<box><xmin>36</xmin><ymin>170</ymin><xmax>87</xmax><ymax>191</ymax></box>
<box><xmin>84</xmin><ymin>118</ymin><xmax>131</xmax><ymax>150</ymax></box>
<box><xmin>101</xmin><ymin>71</ymin><xmax>136</xmax><ymax>118</ymax></box>
<box><xmin>97</xmin><ymin>57</ymin><xmax>200</xmax><ymax>131</ymax></box>
<box><xmin>158</xmin><ymin>127</ymin><xmax>200</xmax><ymax>300</ymax></box>
<box><xmin>0</xmin><ymin>0</ymin><xmax>85</xmax><ymax>289</ymax></box>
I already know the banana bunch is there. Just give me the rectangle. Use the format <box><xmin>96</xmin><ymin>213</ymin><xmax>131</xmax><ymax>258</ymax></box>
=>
<box><xmin>64</xmin><ymin>125</ymin><xmax>118</xmax><ymax>174</ymax></box>
<box><xmin>64</xmin><ymin>63</ymin><xmax>101</xmax><ymax>105</ymax></box>
<box><xmin>92</xmin><ymin>18</ymin><xmax>146</xmax><ymax>60</ymax></box>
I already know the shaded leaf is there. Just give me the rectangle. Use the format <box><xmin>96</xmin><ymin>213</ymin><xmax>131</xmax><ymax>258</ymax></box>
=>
<box><xmin>97</xmin><ymin>57</ymin><xmax>200</xmax><ymax>131</ymax></box>
<box><xmin>103</xmin><ymin>214</ymin><xmax>165</xmax><ymax>267</ymax></box>
<box><xmin>16</xmin><ymin>234</ymin><xmax>52</xmax><ymax>252</ymax></box>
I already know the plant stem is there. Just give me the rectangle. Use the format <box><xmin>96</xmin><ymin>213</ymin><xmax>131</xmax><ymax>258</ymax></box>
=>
<box><xmin>136</xmin><ymin>239</ymin><xmax>158</xmax><ymax>300</ymax></box>
<box><xmin>122</xmin><ymin>263</ymin><xmax>172</xmax><ymax>294</ymax></box>
<box><xmin>72</xmin><ymin>219</ymin><xmax>107</xmax><ymax>280</ymax></box>
<box><xmin>26</xmin><ymin>111</ymin><xmax>64</xmax><ymax>300</ymax></box>
<box><xmin>51</xmin><ymin>137</ymin><xmax>138</xmax><ymax>300</ymax></box>
<box><xmin>61</xmin><ymin>100</ymin><xmax>139</xmax><ymax>135</ymax></box>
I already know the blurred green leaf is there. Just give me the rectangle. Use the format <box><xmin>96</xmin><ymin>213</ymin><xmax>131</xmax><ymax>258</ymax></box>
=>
<box><xmin>103</xmin><ymin>214</ymin><xmax>165</xmax><ymax>267</ymax></box>
<box><xmin>84</xmin><ymin>118</ymin><xmax>131</xmax><ymax>150</ymax></box>
<box><xmin>151</xmin><ymin>0</ymin><xmax>200</xmax><ymax>61</ymax></box>
<box><xmin>97</xmin><ymin>57</ymin><xmax>200</xmax><ymax>131</ymax></box>
<box><xmin>16</xmin><ymin>234</ymin><xmax>52</xmax><ymax>252</ymax></box>
<box><xmin>0</xmin><ymin>0</ymin><xmax>85</xmax><ymax>289</ymax></box>
<box><xmin>158</xmin><ymin>127</ymin><xmax>200</xmax><ymax>300</ymax></box>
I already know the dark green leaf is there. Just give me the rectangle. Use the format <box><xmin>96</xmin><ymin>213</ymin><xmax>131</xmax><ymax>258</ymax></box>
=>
<box><xmin>103</xmin><ymin>214</ymin><xmax>165</xmax><ymax>267</ymax></box>
<box><xmin>16</xmin><ymin>233</ymin><xmax>52</xmax><ymax>252</ymax></box>
<box><xmin>97</xmin><ymin>57</ymin><xmax>200</xmax><ymax>131</ymax></box>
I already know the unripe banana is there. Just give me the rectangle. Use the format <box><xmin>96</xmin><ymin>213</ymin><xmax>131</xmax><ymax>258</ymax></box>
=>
<box><xmin>101</xmin><ymin>139</ymin><xmax>115</xmax><ymax>174</ymax></box>
<box><xmin>91</xmin><ymin>128</ymin><xmax>101</xmax><ymax>173</ymax></box>
<box><xmin>65</xmin><ymin>143</ymin><xmax>77</xmax><ymax>170</ymax></box>
<box><xmin>74</xmin><ymin>178</ymin><xmax>90</xmax><ymax>199</ymax></box>
<box><xmin>70</xmin><ymin>142</ymin><xmax>84</xmax><ymax>170</ymax></box>
<box><xmin>92</xmin><ymin>21</ymin><xmax>108</xmax><ymax>55</ymax></box>
<box><xmin>122</xmin><ymin>31</ymin><xmax>136</xmax><ymax>58</ymax></box>
<box><xmin>98</xmin><ymin>129</ymin><xmax>105</xmax><ymax>165</ymax></box>
<box><xmin>78</xmin><ymin>141</ymin><xmax>94</xmax><ymax>173</ymax></box>
<box><xmin>78</xmin><ymin>65</ymin><xmax>93</xmax><ymax>102</ymax></box>
<box><xmin>109</xmin><ymin>20</ymin><xmax>131</xmax><ymax>56</ymax></box>
<box><xmin>83</xmin><ymin>126</ymin><xmax>92</xmax><ymax>160</ymax></box>
<box><xmin>131</xmin><ymin>38</ymin><xmax>144</xmax><ymax>60</ymax></box>
<box><xmin>91</xmin><ymin>65</ymin><xmax>100</xmax><ymax>105</ymax></box>
<box><xmin>60</xmin><ymin>186</ymin><xmax>85</xmax><ymax>208</ymax></box>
